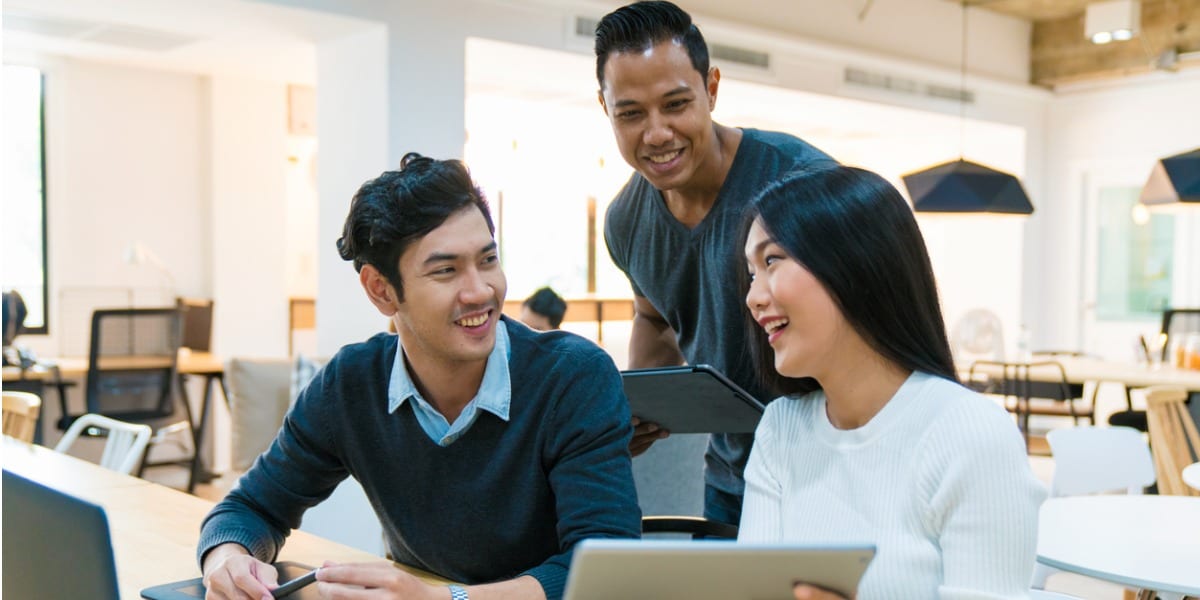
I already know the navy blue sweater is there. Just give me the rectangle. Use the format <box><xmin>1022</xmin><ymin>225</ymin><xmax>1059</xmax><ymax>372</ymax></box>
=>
<box><xmin>198</xmin><ymin>320</ymin><xmax>641</xmax><ymax>599</ymax></box>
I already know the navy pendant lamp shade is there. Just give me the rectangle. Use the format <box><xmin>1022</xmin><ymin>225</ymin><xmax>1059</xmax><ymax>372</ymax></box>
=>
<box><xmin>902</xmin><ymin>158</ymin><xmax>1034</xmax><ymax>215</ymax></box>
<box><xmin>1139</xmin><ymin>147</ymin><xmax>1200</xmax><ymax>207</ymax></box>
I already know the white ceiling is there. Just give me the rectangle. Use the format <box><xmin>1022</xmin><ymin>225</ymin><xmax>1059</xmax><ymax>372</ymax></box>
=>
<box><xmin>1</xmin><ymin>0</ymin><xmax>377</xmax><ymax>84</ymax></box>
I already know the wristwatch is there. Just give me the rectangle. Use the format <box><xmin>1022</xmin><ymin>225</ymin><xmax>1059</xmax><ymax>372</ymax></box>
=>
<box><xmin>448</xmin><ymin>584</ymin><xmax>469</xmax><ymax>600</ymax></box>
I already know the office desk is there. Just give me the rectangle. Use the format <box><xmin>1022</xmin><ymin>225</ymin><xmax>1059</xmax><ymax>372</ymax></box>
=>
<box><xmin>1</xmin><ymin>437</ymin><xmax>445</xmax><ymax>598</ymax></box>
<box><xmin>4</xmin><ymin>351</ymin><xmax>228</xmax><ymax>492</ymax></box>
<box><xmin>1037</xmin><ymin>495</ymin><xmax>1200</xmax><ymax>600</ymax></box>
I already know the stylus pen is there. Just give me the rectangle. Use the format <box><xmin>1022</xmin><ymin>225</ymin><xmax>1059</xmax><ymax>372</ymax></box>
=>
<box><xmin>272</xmin><ymin>568</ymin><xmax>319</xmax><ymax>598</ymax></box>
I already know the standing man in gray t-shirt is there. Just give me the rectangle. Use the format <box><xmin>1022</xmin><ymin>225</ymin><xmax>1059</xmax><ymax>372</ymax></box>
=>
<box><xmin>596</xmin><ymin>0</ymin><xmax>835</xmax><ymax>526</ymax></box>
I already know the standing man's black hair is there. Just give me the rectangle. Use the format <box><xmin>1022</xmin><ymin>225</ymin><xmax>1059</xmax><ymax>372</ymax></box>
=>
<box><xmin>594</xmin><ymin>0</ymin><xmax>710</xmax><ymax>88</ymax></box>
<box><xmin>336</xmin><ymin>152</ymin><xmax>493</xmax><ymax>302</ymax></box>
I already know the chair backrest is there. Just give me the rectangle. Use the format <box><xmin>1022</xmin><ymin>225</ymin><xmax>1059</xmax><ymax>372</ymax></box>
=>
<box><xmin>54</xmin><ymin>413</ymin><xmax>152</xmax><ymax>475</ymax></box>
<box><xmin>1161</xmin><ymin>308</ymin><xmax>1200</xmax><ymax>361</ymax></box>
<box><xmin>1045</xmin><ymin>426</ymin><xmax>1155</xmax><ymax>496</ymax></box>
<box><xmin>176</xmin><ymin>297</ymin><xmax>214</xmax><ymax>352</ymax></box>
<box><xmin>2</xmin><ymin>391</ymin><xmax>42</xmax><ymax>442</ymax></box>
<box><xmin>969</xmin><ymin>360</ymin><xmax>1080</xmax><ymax>402</ymax></box>
<box><xmin>1144</xmin><ymin>385</ymin><xmax>1200</xmax><ymax>496</ymax></box>
<box><xmin>84</xmin><ymin>308</ymin><xmax>183</xmax><ymax>425</ymax></box>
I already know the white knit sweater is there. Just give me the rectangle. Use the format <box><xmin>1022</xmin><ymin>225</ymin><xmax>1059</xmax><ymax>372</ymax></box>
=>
<box><xmin>739</xmin><ymin>371</ymin><xmax>1046</xmax><ymax>599</ymax></box>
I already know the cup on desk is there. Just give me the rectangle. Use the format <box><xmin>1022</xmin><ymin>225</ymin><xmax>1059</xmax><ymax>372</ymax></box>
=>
<box><xmin>1185</xmin><ymin>334</ymin><xmax>1200</xmax><ymax>371</ymax></box>
<box><xmin>1145</xmin><ymin>333</ymin><xmax>1167</xmax><ymax>370</ymax></box>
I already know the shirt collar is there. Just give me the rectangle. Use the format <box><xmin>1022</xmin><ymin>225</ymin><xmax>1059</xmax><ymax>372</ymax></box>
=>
<box><xmin>387</xmin><ymin>319</ymin><xmax>512</xmax><ymax>422</ymax></box>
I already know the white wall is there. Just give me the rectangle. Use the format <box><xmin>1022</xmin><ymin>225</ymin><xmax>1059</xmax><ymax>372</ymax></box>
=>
<box><xmin>314</xmin><ymin>25</ymin><xmax>389</xmax><ymax>356</ymax></box>
<box><xmin>19</xmin><ymin>58</ymin><xmax>208</xmax><ymax>358</ymax></box>
<box><xmin>208</xmin><ymin>75</ymin><xmax>291</xmax><ymax>359</ymax></box>
<box><xmin>1033</xmin><ymin>71</ymin><xmax>1200</xmax><ymax>355</ymax></box>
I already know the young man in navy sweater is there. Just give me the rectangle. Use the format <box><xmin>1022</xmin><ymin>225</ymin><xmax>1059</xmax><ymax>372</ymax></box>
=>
<box><xmin>198</xmin><ymin>153</ymin><xmax>640</xmax><ymax>600</ymax></box>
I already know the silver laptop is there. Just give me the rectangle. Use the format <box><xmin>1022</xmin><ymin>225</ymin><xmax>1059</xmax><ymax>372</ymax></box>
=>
<box><xmin>564</xmin><ymin>539</ymin><xmax>875</xmax><ymax>600</ymax></box>
<box><xmin>2</xmin><ymin>469</ymin><xmax>121</xmax><ymax>599</ymax></box>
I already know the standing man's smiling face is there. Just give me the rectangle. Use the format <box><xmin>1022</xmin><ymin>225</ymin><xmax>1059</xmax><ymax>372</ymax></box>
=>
<box><xmin>599</xmin><ymin>39</ymin><xmax>720</xmax><ymax>195</ymax></box>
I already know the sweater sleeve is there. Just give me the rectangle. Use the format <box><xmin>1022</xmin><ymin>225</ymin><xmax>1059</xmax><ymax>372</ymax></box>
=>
<box><xmin>918</xmin><ymin>399</ymin><xmax>1047</xmax><ymax>599</ymax></box>
<box><xmin>521</xmin><ymin>345</ymin><xmax>642</xmax><ymax>600</ymax></box>
<box><xmin>196</xmin><ymin>359</ymin><xmax>349</xmax><ymax>567</ymax></box>
<box><xmin>737</xmin><ymin>398</ymin><xmax>785</xmax><ymax>541</ymax></box>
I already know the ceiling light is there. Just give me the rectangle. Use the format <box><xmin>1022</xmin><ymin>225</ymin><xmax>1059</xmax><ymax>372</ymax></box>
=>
<box><xmin>1085</xmin><ymin>0</ymin><xmax>1140</xmax><ymax>45</ymax></box>
<box><xmin>903</xmin><ymin>159</ymin><xmax>1033</xmax><ymax>215</ymax></box>
<box><xmin>904</xmin><ymin>3</ymin><xmax>1034</xmax><ymax>215</ymax></box>
<box><xmin>1140</xmin><ymin>147</ymin><xmax>1200</xmax><ymax>209</ymax></box>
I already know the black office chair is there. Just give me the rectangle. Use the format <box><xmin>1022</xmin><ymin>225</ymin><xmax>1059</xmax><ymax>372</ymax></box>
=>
<box><xmin>633</xmin><ymin>434</ymin><xmax>739</xmax><ymax>539</ymax></box>
<box><xmin>58</xmin><ymin>307</ymin><xmax>197</xmax><ymax>488</ymax></box>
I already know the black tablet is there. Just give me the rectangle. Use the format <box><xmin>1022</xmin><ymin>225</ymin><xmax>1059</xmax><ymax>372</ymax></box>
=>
<box><xmin>621</xmin><ymin>365</ymin><xmax>764</xmax><ymax>434</ymax></box>
<box><xmin>141</xmin><ymin>562</ymin><xmax>318</xmax><ymax>600</ymax></box>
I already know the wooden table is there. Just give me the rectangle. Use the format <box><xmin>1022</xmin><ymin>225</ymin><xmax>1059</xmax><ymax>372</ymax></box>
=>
<box><xmin>3</xmin><ymin>351</ymin><xmax>229</xmax><ymax>492</ymax></box>
<box><xmin>1</xmin><ymin>437</ymin><xmax>445</xmax><ymax>598</ymax></box>
<box><xmin>962</xmin><ymin>356</ymin><xmax>1200</xmax><ymax>391</ymax></box>
<box><xmin>1037</xmin><ymin>495</ymin><xmax>1200</xmax><ymax>599</ymax></box>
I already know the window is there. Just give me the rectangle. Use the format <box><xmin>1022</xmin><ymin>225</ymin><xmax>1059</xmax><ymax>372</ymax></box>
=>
<box><xmin>1096</xmin><ymin>185</ymin><xmax>1174</xmax><ymax>320</ymax></box>
<box><xmin>2</xmin><ymin>65</ymin><xmax>49</xmax><ymax>333</ymax></box>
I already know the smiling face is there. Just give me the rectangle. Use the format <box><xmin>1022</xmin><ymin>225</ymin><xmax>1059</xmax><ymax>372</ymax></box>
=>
<box><xmin>599</xmin><ymin>39</ymin><xmax>718</xmax><ymax>194</ymax></box>
<box><xmin>374</xmin><ymin>207</ymin><xmax>507</xmax><ymax>369</ymax></box>
<box><xmin>744</xmin><ymin>219</ymin><xmax>851</xmax><ymax>380</ymax></box>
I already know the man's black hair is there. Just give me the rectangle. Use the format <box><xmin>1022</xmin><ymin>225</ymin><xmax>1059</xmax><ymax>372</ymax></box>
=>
<box><xmin>594</xmin><ymin>1</ymin><xmax>710</xmax><ymax>88</ymax></box>
<box><xmin>336</xmin><ymin>152</ymin><xmax>493</xmax><ymax>301</ymax></box>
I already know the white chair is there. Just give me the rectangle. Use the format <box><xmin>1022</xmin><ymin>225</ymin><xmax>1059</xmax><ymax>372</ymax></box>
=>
<box><xmin>3</xmin><ymin>391</ymin><xmax>42</xmax><ymax>443</ymax></box>
<box><xmin>54</xmin><ymin>413</ymin><xmax>152</xmax><ymax>475</ymax></box>
<box><xmin>1029</xmin><ymin>590</ymin><xmax>1084</xmax><ymax>599</ymax></box>
<box><xmin>1032</xmin><ymin>425</ymin><xmax>1155</xmax><ymax>590</ymax></box>
<box><xmin>1046</xmin><ymin>425</ymin><xmax>1155</xmax><ymax>496</ymax></box>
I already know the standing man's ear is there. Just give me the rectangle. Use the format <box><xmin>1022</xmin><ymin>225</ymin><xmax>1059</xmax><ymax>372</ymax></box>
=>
<box><xmin>360</xmin><ymin>265</ymin><xmax>400</xmax><ymax>317</ymax></box>
<box><xmin>706</xmin><ymin>67</ymin><xmax>721</xmax><ymax>110</ymax></box>
<box><xmin>598</xmin><ymin>89</ymin><xmax>609</xmax><ymax>116</ymax></box>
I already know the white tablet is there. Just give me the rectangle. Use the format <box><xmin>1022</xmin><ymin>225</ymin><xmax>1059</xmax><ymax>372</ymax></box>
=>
<box><xmin>564</xmin><ymin>539</ymin><xmax>875</xmax><ymax>600</ymax></box>
<box><xmin>621</xmin><ymin>365</ymin><xmax>764</xmax><ymax>434</ymax></box>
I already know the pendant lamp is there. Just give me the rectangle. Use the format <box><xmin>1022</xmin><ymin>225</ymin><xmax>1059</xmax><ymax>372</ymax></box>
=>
<box><xmin>1139</xmin><ymin>147</ymin><xmax>1200</xmax><ymax>208</ymax></box>
<box><xmin>902</xmin><ymin>3</ymin><xmax>1034</xmax><ymax>215</ymax></box>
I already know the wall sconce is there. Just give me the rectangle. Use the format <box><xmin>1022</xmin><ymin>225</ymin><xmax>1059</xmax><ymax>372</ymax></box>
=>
<box><xmin>1085</xmin><ymin>0</ymin><xmax>1140</xmax><ymax>45</ymax></box>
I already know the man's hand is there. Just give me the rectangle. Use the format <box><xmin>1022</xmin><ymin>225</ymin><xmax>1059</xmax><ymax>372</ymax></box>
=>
<box><xmin>202</xmin><ymin>543</ymin><xmax>278</xmax><ymax>600</ymax></box>
<box><xmin>315</xmin><ymin>561</ymin><xmax>442</xmax><ymax>599</ymax></box>
<box><xmin>630</xmin><ymin>417</ymin><xmax>669</xmax><ymax>457</ymax></box>
<box><xmin>793</xmin><ymin>583</ymin><xmax>850</xmax><ymax>600</ymax></box>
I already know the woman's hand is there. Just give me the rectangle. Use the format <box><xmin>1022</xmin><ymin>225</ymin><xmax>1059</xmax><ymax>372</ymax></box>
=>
<box><xmin>793</xmin><ymin>583</ymin><xmax>850</xmax><ymax>600</ymax></box>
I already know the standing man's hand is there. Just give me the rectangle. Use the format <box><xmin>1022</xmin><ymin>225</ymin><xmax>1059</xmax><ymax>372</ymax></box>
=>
<box><xmin>630</xmin><ymin>417</ymin><xmax>669</xmax><ymax>457</ymax></box>
<box><xmin>202</xmin><ymin>543</ymin><xmax>279</xmax><ymax>600</ymax></box>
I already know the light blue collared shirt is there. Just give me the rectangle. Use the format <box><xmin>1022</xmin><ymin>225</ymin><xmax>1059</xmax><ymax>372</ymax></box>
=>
<box><xmin>387</xmin><ymin>321</ymin><xmax>512</xmax><ymax>446</ymax></box>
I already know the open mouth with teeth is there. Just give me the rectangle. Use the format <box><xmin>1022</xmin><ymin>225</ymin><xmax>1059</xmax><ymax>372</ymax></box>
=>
<box><xmin>645</xmin><ymin>148</ymin><xmax>683</xmax><ymax>167</ymax></box>
<box><xmin>763</xmin><ymin>317</ymin><xmax>789</xmax><ymax>342</ymax></box>
<box><xmin>455</xmin><ymin>311</ymin><xmax>491</xmax><ymax>329</ymax></box>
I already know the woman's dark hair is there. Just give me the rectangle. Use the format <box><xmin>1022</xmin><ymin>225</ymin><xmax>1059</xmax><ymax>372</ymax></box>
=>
<box><xmin>523</xmin><ymin>287</ymin><xmax>567</xmax><ymax>328</ymax></box>
<box><xmin>336</xmin><ymin>152</ymin><xmax>493</xmax><ymax>301</ymax></box>
<box><xmin>738</xmin><ymin>166</ymin><xmax>958</xmax><ymax>396</ymax></box>
<box><xmin>594</xmin><ymin>1</ymin><xmax>710</xmax><ymax>88</ymax></box>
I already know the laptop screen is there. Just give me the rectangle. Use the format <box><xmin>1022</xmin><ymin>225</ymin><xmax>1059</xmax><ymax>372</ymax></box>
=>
<box><xmin>2</xmin><ymin>469</ymin><xmax>120</xmax><ymax>600</ymax></box>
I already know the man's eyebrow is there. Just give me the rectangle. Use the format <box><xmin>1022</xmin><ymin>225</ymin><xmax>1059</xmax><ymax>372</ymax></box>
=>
<box><xmin>612</xmin><ymin>86</ymin><xmax>693</xmax><ymax>109</ymax></box>
<box><xmin>422</xmin><ymin>242</ymin><xmax>497</xmax><ymax>267</ymax></box>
